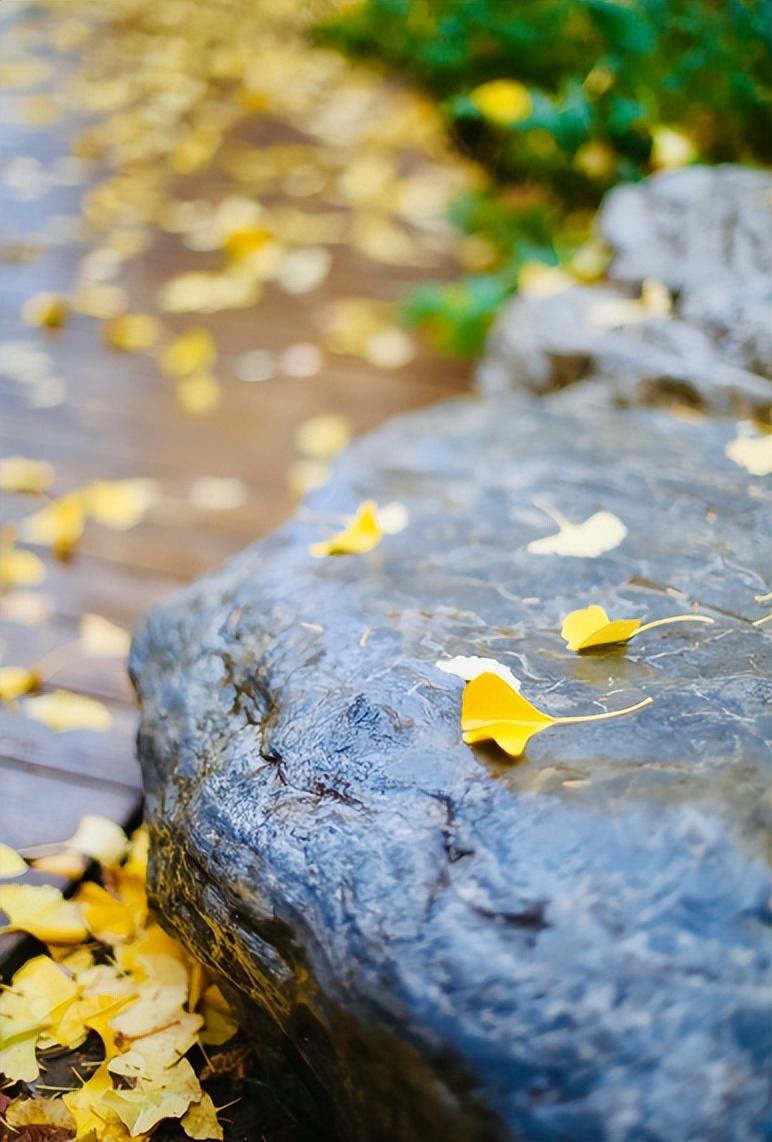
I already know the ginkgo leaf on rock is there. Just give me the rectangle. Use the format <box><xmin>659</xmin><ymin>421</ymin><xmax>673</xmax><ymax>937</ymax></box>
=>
<box><xmin>310</xmin><ymin>500</ymin><xmax>383</xmax><ymax>556</ymax></box>
<box><xmin>561</xmin><ymin>604</ymin><xmax>714</xmax><ymax>652</ymax></box>
<box><xmin>527</xmin><ymin>503</ymin><xmax>627</xmax><ymax>557</ymax></box>
<box><xmin>0</xmin><ymin>842</ymin><xmax>27</xmax><ymax>878</ymax></box>
<box><xmin>461</xmin><ymin>671</ymin><xmax>652</xmax><ymax>758</ymax></box>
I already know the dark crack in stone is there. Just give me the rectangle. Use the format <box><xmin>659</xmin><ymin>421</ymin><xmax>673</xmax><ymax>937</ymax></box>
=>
<box><xmin>478</xmin><ymin>166</ymin><xmax>772</xmax><ymax>416</ymax></box>
<box><xmin>131</xmin><ymin>390</ymin><xmax>772</xmax><ymax>1142</ymax></box>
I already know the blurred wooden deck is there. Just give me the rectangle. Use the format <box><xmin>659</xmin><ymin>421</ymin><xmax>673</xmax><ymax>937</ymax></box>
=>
<box><xmin>0</xmin><ymin>1</ymin><xmax>471</xmax><ymax>966</ymax></box>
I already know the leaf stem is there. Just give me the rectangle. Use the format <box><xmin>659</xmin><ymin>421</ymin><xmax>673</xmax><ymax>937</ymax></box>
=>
<box><xmin>532</xmin><ymin>497</ymin><xmax>571</xmax><ymax>529</ymax></box>
<box><xmin>555</xmin><ymin>695</ymin><xmax>652</xmax><ymax>725</ymax></box>
<box><xmin>634</xmin><ymin>614</ymin><xmax>714</xmax><ymax>636</ymax></box>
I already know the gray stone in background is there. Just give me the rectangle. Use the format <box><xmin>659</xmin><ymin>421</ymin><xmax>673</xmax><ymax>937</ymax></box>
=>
<box><xmin>131</xmin><ymin>391</ymin><xmax>772</xmax><ymax>1142</ymax></box>
<box><xmin>478</xmin><ymin>166</ymin><xmax>772</xmax><ymax>415</ymax></box>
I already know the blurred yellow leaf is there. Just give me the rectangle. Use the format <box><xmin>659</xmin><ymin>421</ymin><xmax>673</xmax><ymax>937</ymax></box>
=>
<box><xmin>160</xmin><ymin>328</ymin><xmax>217</xmax><ymax>378</ymax></box>
<box><xmin>20</xmin><ymin>494</ymin><xmax>85</xmax><ymax>560</ymax></box>
<box><xmin>725</xmin><ymin>426</ymin><xmax>772</xmax><ymax>476</ymax></box>
<box><xmin>63</xmin><ymin>814</ymin><xmax>129</xmax><ymax>865</ymax></box>
<box><xmin>77</xmin><ymin>882</ymin><xmax>137</xmax><ymax>944</ymax></box>
<box><xmin>461</xmin><ymin>671</ymin><xmax>652</xmax><ymax>758</ymax></box>
<box><xmin>71</xmin><ymin>281</ymin><xmax>128</xmax><ymax>318</ymax></box>
<box><xmin>176</xmin><ymin>373</ymin><xmax>221</xmax><ymax>415</ymax></box>
<box><xmin>0</xmin><ymin>590</ymin><xmax>52</xmax><ymax>625</ymax></box>
<box><xmin>189</xmin><ymin>476</ymin><xmax>248</xmax><ymax>511</ymax></box>
<box><xmin>79</xmin><ymin>613</ymin><xmax>131</xmax><ymax>657</ymax></box>
<box><xmin>310</xmin><ymin>500</ymin><xmax>383</xmax><ymax>557</ymax></box>
<box><xmin>4</xmin><ymin>1095</ymin><xmax>75</xmax><ymax>1130</ymax></box>
<box><xmin>80</xmin><ymin>478</ymin><xmax>155</xmax><ymax>529</ymax></box>
<box><xmin>0</xmin><ymin>456</ymin><xmax>54</xmax><ymax>493</ymax></box>
<box><xmin>103</xmin><ymin>313</ymin><xmax>160</xmax><ymax>351</ymax></box>
<box><xmin>561</xmin><ymin>604</ymin><xmax>713</xmax><ymax>652</ymax></box>
<box><xmin>0</xmin><ymin>884</ymin><xmax>88</xmax><ymax>943</ymax></box>
<box><xmin>0</xmin><ymin>842</ymin><xmax>28</xmax><ymax>878</ymax></box>
<box><xmin>25</xmin><ymin>689</ymin><xmax>113</xmax><ymax>732</ymax></box>
<box><xmin>294</xmin><ymin>413</ymin><xmax>352</xmax><ymax>461</ymax></box>
<box><xmin>199</xmin><ymin>984</ymin><xmax>238</xmax><ymax>1047</ymax></box>
<box><xmin>651</xmin><ymin>125</ymin><xmax>697</xmax><ymax>170</ymax></box>
<box><xmin>527</xmin><ymin>504</ymin><xmax>627</xmax><ymax>557</ymax></box>
<box><xmin>22</xmin><ymin>292</ymin><xmax>68</xmax><ymax>329</ymax></box>
<box><xmin>288</xmin><ymin>458</ymin><xmax>329</xmax><ymax>500</ymax></box>
<box><xmin>470</xmin><ymin>79</ymin><xmax>532</xmax><ymax>126</ymax></box>
<box><xmin>0</xmin><ymin>541</ymin><xmax>46</xmax><ymax>587</ymax></box>
<box><xmin>0</xmin><ymin>664</ymin><xmax>41</xmax><ymax>702</ymax></box>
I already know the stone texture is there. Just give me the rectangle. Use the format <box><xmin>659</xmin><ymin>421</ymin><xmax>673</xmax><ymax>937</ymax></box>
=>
<box><xmin>478</xmin><ymin>166</ymin><xmax>772</xmax><ymax>415</ymax></box>
<box><xmin>131</xmin><ymin>391</ymin><xmax>771</xmax><ymax>1142</ymax></box>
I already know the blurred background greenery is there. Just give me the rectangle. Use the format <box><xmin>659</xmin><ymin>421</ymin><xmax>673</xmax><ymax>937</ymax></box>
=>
<box><xmin>321</xmin><ymin>0</ymin><xmax>772</xmax><ymax>354</ymax></box>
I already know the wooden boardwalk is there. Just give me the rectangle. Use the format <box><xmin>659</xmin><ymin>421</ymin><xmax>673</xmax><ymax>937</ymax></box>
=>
<box><xmin>0</xmin><ymin>0</ymin><xmax>472</xmax><ymax>967</ymax></box>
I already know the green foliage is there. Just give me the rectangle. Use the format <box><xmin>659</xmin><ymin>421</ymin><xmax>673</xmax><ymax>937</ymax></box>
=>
<box><xmin>321</xmin><ymin>0</ymin><xmax>772</xmax><ymax>354</ymax></box>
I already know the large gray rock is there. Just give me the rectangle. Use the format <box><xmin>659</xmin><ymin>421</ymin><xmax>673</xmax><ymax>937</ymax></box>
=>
<box><xmin>479</xmin><ymin>166</ymin><xmax>772</xmax><ymax>415</ymax></box>
<box><xmin>131</xmin><ymin>391</ymin><xmax>771</xmax><ymax>1142</ymax></box>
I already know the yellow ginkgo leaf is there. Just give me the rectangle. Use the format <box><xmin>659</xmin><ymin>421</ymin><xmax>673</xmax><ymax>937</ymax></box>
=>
<box><xmin>30</xmin><ymin>850</ymin><xmax>88</xmax><ymax>878</ymax></box>
<box><xmin>80</xmin><ymin>478</ymin><xmax>155</xmax><ymax>529</ymax></box>
<box><xmin>0</xmin><ymin>665</ymin><xmax>41</xmax><ymax>703</ymax></box>
<box><xmin>0</xmin><ymin>842</ymin><xmax>28</xmax><ymax>878</ymax></box>
<box><xmin>176</xmin><ymin>373</ymin><xmax>221</xmax><ymax>415</ymax></box>
<box><xmin>160</xmin><ymin>328</ymin><xmax>217</xmax><ymax>378</ymax></box>
<box><xmin>294</xmin><ymin>413</ymin><xmax>352</xmax><ymax>461</ymax></box>
<box><xmin>61</xmin><ymin>814</ymin><xmax>129</xmax><ymax>866</ymax></box>
<box><xmin>4</xmin><ymin>1095</ymin><xmax>76</xmax><ymax>1131</ymax></box>
<box><xmin>102</xmin><ymin>313</ymin><xmax>160</xmax><ymax>351</ymax></box>
<box><xmin>469</xmin><ymin>79</ymin><xmax>532</xmax><ymax>126</ymax></box>
<box><xmin>20</xmin><ymin>494</ymin><xmax>85</xmax><ymax>560</ymax></box>
<box><xmin>199</xmin><ymin>984</ymin><xmax>238</xmax><ymax>1046</ymax></box>
<box><xmin>63</xmin><ymin>1061</ymin><xmax>115</xmax><ymax>1139</ymax></box>
<box><xmin>0</xmin><ymin>542</ymin><xmax>46</xmax><ymax>588</ymax></box>
<box><xmin>77</xmin><ymin>881</ymin><xmax>137</xmax><ymax>944</ymax></box>
<box><xmin>102</xmin><ymin>1057</ymin><xmax>201</xmax><ymax>1134</ymax></box>
<box><xmin>181</xmin><ymin>1092</ymin><xmax>224</xmax><ymax>1140</ymax></box>
<box><xmin>561</xmin><ymin>604</ymin><xmax>714</xmax><ymax>652</ymax></box>
<box><xmin>310</xmin><ymin>500</ymin><xmax>383</xmax><ymax>557</ymax></box>
<box><xmin>527</xmin><ymin>503</ymin><xmax>627</xmax><ymax>558</ymax></box>
<box><xmin>22</xmin><ymin>292</ymin><xmax>68</xmax><ymax>329</ymax></box>
<box><xmin>0</xmin><ymin>883</ymin><xmax>88</xmax><ymax>943</ymax></box>
<box><xmin>0</xmin><ymin>456</ymin><xmax>54</xmax><ymax>493</ymax></box>
<box><xmin>79</xmin><ymin>613</ymin><xmax>131</xmax><ymax>657</ymax></box>
<box><xmin>725</xmin><ymin>426</ymin><xmax>772</xmax><ymax>477</ymax></box>
<box><xmin>461</xmin><ymin>671</ymin><xmax>652</xmax><ymax>758</ymax></box>
<box><xmin>25</xmin><ymin>689</ymin><xmax>113</xmax><ymax>733</ymax></box>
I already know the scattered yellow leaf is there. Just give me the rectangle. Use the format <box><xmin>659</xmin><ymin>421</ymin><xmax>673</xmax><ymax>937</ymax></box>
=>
<box><xmin>0</xmin><ymin>541</ymin><xmax>46</xmax><ymax>587</ymax></box>
<box><xmin>24</xmin><ymin>689</ymin><xmax>113</xmax><ymax>733</ymax></box>
<box><xmin>20</xmin><ymin>494</ymin><xmax>85</xmax><ymax>560</ymax></box>
<box><xmin>22</xmin><ymin>291</ymin><xmax>68</xmax><ymax>329</ymax></box>
<box><xmin>102</xmin><ymin>1057</ymin><xmax>201</xmax><ymax>1134</ymax></box>
<box><xmin>189</xmin><ymin>477</ymin><xmax>248</xmax><ymax>511</ymax></box>
<box><xmin>725</xmin><ymin>426</ymin><xmax>772</xmax><ymax>477</ymax></box>
<box><xmin>160</xmin><ymin>328</ymin><xmax>217</xmax><ymax>378</ymax></box>
<box><xmin>0</xmin><ymin>884</ymin><xmax>88</xmax><ymax>943</ymax></box>
<box><xmin>181</xmin><ymin>1091</ymin><xmax>224</xmax><ymax>1140</ymax></box>
<box><xmin>79</xmin><ymin>613</ymin><xmax>131</xmax><ymax>657</ymax></box>
<box><xmin>176</xmin><ymin>373</ymin><xmax>222</xmax><ymax>415</ymax></box>
<box><xmin>469</xmin><ymin>79</ymin><xmax>532</xmax><ymax>126</ymax></box>
<box><xmin>0</xmin><ymin>664</ymin><xmax>41</xmax><ymax>702</ymax></box>
<box><xmin>0</xmin><ymin>456</ymin><xmax>54</xmax><ymax>493</ymax></box>
<box><xmin>80</xmin><ymin>478</ymin><xmax>155</xmax><ymax>529</ymax></box>
<box><xmin>461</xmin><ymin>671</ymin><xmax>652</xmax><ymax>758</ymax></box>
<box><xmin>294</xmin><ymin>413</ymin><xmax>352</xmax><ymax>461</ymax></box>
<box><xmin>77</xmin><ymin>881</ymin><xmax>137</xmax><ymax>944</ymax></box>
<box><xmin>0</xmin><ymin>842</ymin><xmax>28</xmax><ymax>878</ymax></box>
<box><xmin>199</xmin><ymin>985</ymin><xmax>238</xmax><ymax>1047</ymax></box>
<box><xmin>0</xmin><ymin>590</ymin><xmax>52</xmax><ymax>625</ymax></box>
<box><xmin>5</xmin><ymin>1095</ymin><xmax>75</xmax><ymax>1130</ymax></box>
<box><xmin>103</xmin><ymin>313</ymin><xmax>160</xmax><ymax>351</ymax></box>
<box><xmin>71</xmin><ymin>281</ymin><xmax>128</xmax><ymax>318</ymax></box>
<box><xmin>310</xmin><ymin>500</ymin><xmax>383</xmax><ymax>557</ymax></box>
<box><xmin>527</xmin><ymin>504</ymin><xmax>627</xmax><ymax>558</ymax></box>
<box><xmin>561</xmin><ymin>604</ymin><xmax>714</xmax><ymax>652</ymax></box>
<box><xmin>63</xmin><ymin>814</ymin><xmax>129</xmax><ymax>865</ymax></box>
<box><xmin>651</xmin><ymin>125</ymin><xmax>697</xmax><ymax>170</ymax></box>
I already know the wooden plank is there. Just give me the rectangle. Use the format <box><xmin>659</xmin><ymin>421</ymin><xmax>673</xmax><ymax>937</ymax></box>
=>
<box><xmin>0</xmin><ymin>705</ymin><xmax>141</xmax><ymax>787</ymax></box>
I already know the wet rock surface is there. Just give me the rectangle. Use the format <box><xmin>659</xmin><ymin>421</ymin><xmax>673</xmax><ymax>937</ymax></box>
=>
<box><xmin>132</xmin><ymin>390</ymin><xmax>771</xmax><ymax>1142</ymax></box>
<box><xmin>479</xmin><ymin>166</ymin><xmax>772</xmax><ymax>415</ymax></box>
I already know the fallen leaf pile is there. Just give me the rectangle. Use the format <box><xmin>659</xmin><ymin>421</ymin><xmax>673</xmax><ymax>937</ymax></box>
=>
<box><xmin>0</xmin><ymin>822</ymin><xmax>237</xmax><ymax>1141</ymax></box>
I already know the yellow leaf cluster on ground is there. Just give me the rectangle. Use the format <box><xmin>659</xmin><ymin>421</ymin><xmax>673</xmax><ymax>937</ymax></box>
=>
<box><xmin>0</xmin><ymin>825</ymin><xmax>235</xmax><ymax>1140</ymax></box>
